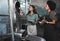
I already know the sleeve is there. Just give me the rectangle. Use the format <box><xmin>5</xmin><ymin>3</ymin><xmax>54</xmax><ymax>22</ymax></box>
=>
<box><xmin>51</xmin><ymin>12</ymin><xmax>57</xmax><ymax>21</ymax></box>
<box><xmin>35</xmin><ymin>14</ymin><xmax>39</xmax><ymax>22</ymax></box>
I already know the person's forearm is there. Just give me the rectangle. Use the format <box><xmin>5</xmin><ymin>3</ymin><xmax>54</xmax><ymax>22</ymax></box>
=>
<box><xmin>47</xmin><ymin>22</ymin><xmax>55</xmax><ymax>24</ymax></box>
<box><xmin>47</xmin><ymin>20</ymin><xmax>56</xmax><ymax>24</ymax></box>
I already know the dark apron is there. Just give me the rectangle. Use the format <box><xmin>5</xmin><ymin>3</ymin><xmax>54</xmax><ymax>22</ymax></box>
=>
<box><xmin>44</xmin><ymin>15</ymin><xmax>56</xmax><ymax>41</ymax></box>
<box><xmin>15</xmin><ymin>11</ymin><xmax>22</xmax><ymax>32</ymax></box>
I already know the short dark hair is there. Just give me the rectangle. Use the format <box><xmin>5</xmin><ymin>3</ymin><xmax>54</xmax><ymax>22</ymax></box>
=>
<box><xmin>15</xmin><ymin>1</ymin><xmax>20</xmax><ymax>9</ymax></box>
<box><xmin>47</xmin><ymin>1</ymin><xmax>56</xmax><ymax>11</ymax></box>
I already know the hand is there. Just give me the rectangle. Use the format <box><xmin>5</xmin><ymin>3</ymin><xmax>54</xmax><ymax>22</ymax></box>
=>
<box><xmin>39</xmin><ymin>21</ymin><xmax>45</xmax><ymax>24</ymax></box>
<box><xmin>41</xmin><ymin>19</ymin><xmax>46</xmax><ymax>23</ymax></box>
<box><xmin>46</xmin><ymin>22</ymin><xmax>49</xmax><ymax>24</ymax></box>
<box><xmin>44</xmin><ymin>20</ymin><xmax>49</xmax><ymax>24</ymax></box>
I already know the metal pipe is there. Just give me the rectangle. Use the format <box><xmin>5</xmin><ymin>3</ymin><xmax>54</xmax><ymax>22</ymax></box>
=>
<box><xmin>8</xmin><ymin>0</ymin><xmax>14</xmax><ymax>41</ymax></box>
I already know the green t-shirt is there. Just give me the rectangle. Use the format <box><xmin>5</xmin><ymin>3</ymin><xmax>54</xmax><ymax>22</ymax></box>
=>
<box><xmin>26</xmin><ymin>14</ymin><xmax>38</xmax><ymax>24</ymax></box>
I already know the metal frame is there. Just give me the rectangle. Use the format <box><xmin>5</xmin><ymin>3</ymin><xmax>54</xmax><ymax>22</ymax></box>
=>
<box><xmin>8</xmin><ymin>0</ymin><xmax>14</xmax><ymax>41</ymax></box>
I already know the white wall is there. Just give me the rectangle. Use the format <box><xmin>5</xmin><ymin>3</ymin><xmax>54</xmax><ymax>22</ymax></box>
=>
<box><xmin>31</xmin><ymin>0</ymin><xmax>48</xmax><ymax>8</ymax></box>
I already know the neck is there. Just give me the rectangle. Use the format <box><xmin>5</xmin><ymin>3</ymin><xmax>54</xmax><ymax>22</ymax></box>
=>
<box><xmin>48</xmin><ymin>9</ymin><xmax>51</xmax><ymax>13</ymax></box>
<box><xmin>30</xmin><ymin>11</ymin><xmax>34</xmax><ymax>15</ymax></box>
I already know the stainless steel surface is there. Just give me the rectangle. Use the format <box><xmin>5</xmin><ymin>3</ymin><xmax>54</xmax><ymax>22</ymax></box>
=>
<box><xmin>26</xmin><ymin>35</ymin><xmax>46</xmax><ymax>41</ymax></box>
<box><xmin>9</xmin><ymin>0</ymin><xmax>14</xmax><ymax>41</ymax></box>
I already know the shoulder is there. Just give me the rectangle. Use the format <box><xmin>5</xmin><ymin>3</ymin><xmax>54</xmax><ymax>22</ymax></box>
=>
<box><xmin>51</xmin><ymin>11</ymin><xmax>56</xmax><ymax>15</ymax></box>
<box><xmin>34</xmin><ymin>14</ymin><xmax>38</xmax><ymax>16</ymax></box>
<box><xmin>26</xmin><ymin>14</ymin><xmax>29</xmax><ymax>16</ymax></box>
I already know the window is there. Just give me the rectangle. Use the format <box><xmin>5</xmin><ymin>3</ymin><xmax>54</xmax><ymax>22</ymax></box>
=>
<box><xmin>0</xmin><ymin>0</ymin><xmax>8</xmax><ymax>15</ymax></box>
<box><xmin>20</xmin><ymin>0</ymin><xmax>31</xmax><ymax>14</ymax></box>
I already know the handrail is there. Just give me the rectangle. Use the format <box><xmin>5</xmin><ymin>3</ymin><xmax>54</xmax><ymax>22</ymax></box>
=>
<box><xmin>0</xmin><ymin>14</ymin><xmax>9</xmax><ymax>16</ymax></box>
